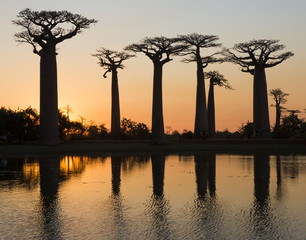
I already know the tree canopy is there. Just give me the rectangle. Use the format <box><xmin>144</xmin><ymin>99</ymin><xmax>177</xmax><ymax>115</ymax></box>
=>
<box><xmin>178</xmin><ymin>33</ymin><xmax>222</xmax><ymax>66</ymax></box>
<box><xmin>206</xmin><ymin>71</ymin><xmax>233</xmax><ymax>89</ymax></box>
<box><xmin>13</xmin><ymin>8</ymin><xmax>97</xmax><ymax>55</ymax></box>
<box><xmin>269</xmin><ymin>88</ymin><xmax>289</xmax><ymax>108</ymax></box>
<box><xmin>125</xmin><ymin>36</ymin><xmax>186</xmax><ymax>64</ymax></box>
<box><xmin>93</xmin><ymin>48</ymin><xmax>134</xmax><ymax>78</ymax></box>
<box><xmin>223</xmin><ymin>39</ymin><xmax>294</xmax><ymax>74</ymax></box>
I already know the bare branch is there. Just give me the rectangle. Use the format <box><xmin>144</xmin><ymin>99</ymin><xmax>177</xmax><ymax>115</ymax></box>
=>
<box><xmin>14</xmin><ymin>31</ymin><xmax>42</xmax><ymax>56</ymax></box>
<box><xmin>103</xmin><ymin>68</ymin><xmax>111</xmax><ymax>78</ymax></box>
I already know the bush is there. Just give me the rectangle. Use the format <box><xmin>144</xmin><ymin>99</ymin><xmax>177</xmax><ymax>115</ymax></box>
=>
<box><xmin>238</xmin><ymin>121</ymin><xmax>255</xmax><ymax>139</ymax></box>
<box><xmin>120</xmin><ymin>118</ymin><xmax>150</xmax><ymax>139</ymax></box>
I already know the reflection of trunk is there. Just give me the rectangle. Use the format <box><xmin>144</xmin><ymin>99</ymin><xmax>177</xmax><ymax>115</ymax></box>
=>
<box><xmin>152</xmin><ymin>62</ymin><xmax>164</xmax><ymax>143</ymax></box>
<box><xmin>194</xmin><ymin>153</ymin><xmax>216</xmax><ymax>198</ymax></box>
<box><xmin>39</xmin><ymin>43</ymin><xmax>60</xmax><ymax>145</ymax></box>
<box><xmin>207</xmin><ymin>80</ymin><xmax>215</xmax><ymax>137</ymax></box>
<box><xmin>254</xmin><ymin>154</ymin><xmax>270</xmax><ymax>204</ymax></box>
<box><xmin>111</xmin><ymin>155</ymin><xmax>122</xmax><ymax>195</ymax></box>
<box><xmin>253</xmin><ymin>67</ymin><xmax>270</xmax><ymax>138</ymax></box>
<box><xmin>208</xmin><ymin>153</ymin><xmax>216</xmax><ymax>197</ymax></box>
<box><xmin>111</xmin><ymin>69</ymin><xmax>120</xmax><ymax>138</ymax></box>
<box><xmin>39</xmin><ymin>158</ymin><xmax>60</xmax><ymax>207</ymax></box>
<box><xmin>194</xmin><ymin>154</ymin><xmax>209</xmax><ymax>197</ymax></box>
<box><xmin>148</xmin><ymin>154</ymin><xmax>172</xmax><ymax>239</ymax></box>
<box><xmin>39</xmin><ymin>157</ymin><xmax>62</xmax><ymax>239</ymax></box>
<box><xmin>251</xmin><ymin>154</ymin><xmax>274</xmax><ymax>238</ymax></box>
<box><xmin>151</xmin><ymin>154</ymin><xmax>165</xmax><ymax>196</ymax></box>
<box><xmin>273</xmin><ymin>105</ymin><xmax>281</xmax><ymax>135</ymax></box>
<box><xmin>276</xmin><ymin>155</ymin><xmax>282</xmax><ymax>199</ymax></box>
<box><xmin>194</xmin><ymin>54</ymin><xmax>208</xmax><ymax>139</ymax></box>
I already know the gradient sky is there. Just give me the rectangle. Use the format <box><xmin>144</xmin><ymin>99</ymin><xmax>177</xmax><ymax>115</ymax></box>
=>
<box><xmin>1</xmin><ymin>0</ymin><xmax>305</xmax><ymax>132</ymax></box>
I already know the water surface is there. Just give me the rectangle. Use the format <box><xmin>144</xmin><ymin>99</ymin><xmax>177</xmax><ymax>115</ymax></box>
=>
<box><xmin>0</xmin><ymin>153</ymin><xmax>306</xmax><ymax>239</ymax></box>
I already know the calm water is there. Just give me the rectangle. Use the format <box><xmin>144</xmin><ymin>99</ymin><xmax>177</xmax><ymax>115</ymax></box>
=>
<box><xmin>0</xmin><ymin>153</ymin><xmax>306</xmax><ymax>240</ymax></box>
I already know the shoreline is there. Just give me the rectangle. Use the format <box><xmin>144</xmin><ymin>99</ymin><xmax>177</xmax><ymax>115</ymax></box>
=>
<box><xmin>0</xmin><ymin>139</ymin><xmax>305</xmax><ymax>158</ymax></box>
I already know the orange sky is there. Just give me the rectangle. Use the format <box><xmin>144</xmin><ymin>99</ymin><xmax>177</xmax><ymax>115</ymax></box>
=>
<box><xmin>1</xmin><ymin>1</ymin><xmax>305</xmax><ymax>132</ymax></box>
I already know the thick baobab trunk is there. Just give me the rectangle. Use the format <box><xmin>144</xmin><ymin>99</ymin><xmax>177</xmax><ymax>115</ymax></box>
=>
<box><xmin>253</xmin><ymin>67</ymin><xmax>270</xmax><ymax>138</ymax></box>
<box><xmin>39</xmin><ymin>43</ymin><xmax>60</xmax><ymax>145</ymax></box>
<box><xmin>194</xmin><ymin>58</ymin><xmax>208</xmax><ymax>139</ymax></box>
<box><xmin>273</xmin><ymin>105</ymin><xmax>281</xmax><ymax>135</ymax></box>
<box><xmin>111</xmin><ymin>69</ymin><xmax>121</xmax><ymax>138</ymax></box>
<box><xmin>207</xmin><ymin>80</ymin><xmax>215</xmax><ymax>138</ymax></box>
<box><xmin>152</xmin><ymin>62</ymin><xmax>164</xmax><ymax>143</ymax></box>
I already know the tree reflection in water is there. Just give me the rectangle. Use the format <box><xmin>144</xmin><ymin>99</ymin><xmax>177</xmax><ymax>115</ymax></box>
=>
<box><xmin>146</xmin><ymin>153</ymin><xmax>173</xmax><ymax>239</ymax></box>
<box><xmin>111</xmin><ymin>155</ymin><xmax>122</xmax><ymax>196</ymax></box>
<box><xmin>192</xmin><ymin>153</ymin><xmax>224</xmax><ymax>239</ymax></box>
<box><xmin>250</xmin><ymin>154</ymin><xmax>284</xmax><ymax>239</ymax></box>
<box><xmin>39</xmin><ymin>157</ymin><xmax>62</xmax><ymax>240</ymax></box>
<box><xmin>275</xmin><ymin>155</ymin><xmax>283</xmax><ymax>200</ymax></box>
<box><xmin>1</xmin><ymin>153</ymin><xmax>306</xmax><ymax>239</ymax></box>
<box><xmin>39</xmin><ymin>156</ymin><xmax>92</xmax><ymax>240</ymax></box>
<box><xmin>106</xmin><ymin>155</ymin><xmax>129</xmax><ymax>240</ymax></box>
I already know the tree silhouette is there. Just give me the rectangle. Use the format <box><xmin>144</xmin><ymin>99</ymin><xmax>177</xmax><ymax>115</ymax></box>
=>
<box><xmin>269</xmin><ymin>88</ymin><xmax>289</xmax><ymax>136</ymax></box>
<box><xmin>206</xmin><ymin>71</ymin><xmax>233</xmax><ymax>137</ymax></box>
<box><xmin>0</xmin><ymin>106</ymin><xmax>39</xmax><ymax>143</ymax></box>
<box><xmin>280</xmin><ymin>109</ymin><xmax>303</xmax><ymax>137</ymax></box>
<box><xmin>125</xmin><ymin>37</ymin><xmax>186</xmax><ymax>143</ymax></box>
<box><xmin>13</xmin><ymin>9</ymin><xmax>97</xmax><ymax>145</ymax></box>
<box><xmin>223</xmin><ymin>39</ymin><xmax>293</xmax><ymax>138</ymax></box>
<box><xmin>178</xmin><ymin>33</ymin><xmax>221</xmax><ymax>139</ymax></box>
<box><xmin>93</xmin><ymin>48</ymin><xmax>134</xmax><ymax>138</ymax></box>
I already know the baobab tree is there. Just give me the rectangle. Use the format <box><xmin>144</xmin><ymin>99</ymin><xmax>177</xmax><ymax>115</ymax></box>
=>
<box><xmin>206</xmin><ymin>71</ymin><xmax>233</xmax><ymax>137</ymax></box>
<box><xmin>178</xmin><ymin>33</ymin><xmax>221</xmax><ymax>139</ymax></box>
<box><xmin>125</xmin><ymin>37</ymin><xmax>186</xmax><ymax>143</ymax></box>
<box><xmin>13</xmin><ymin>9</ymin><xmax>97</xmax><ymax>145</ymax></box>
<box><xmin>269</xmin><ymin>88</ymin><xmax>289</xmax><ymax>136</ymax></box>
<box><xmin>223</xmin><ymin>39</ymin><xmax>293</xmax><ymax>138</ymax></box>
<box><xmin>93</xmin><ymin>48</ymin><xmax>134</xmax><ymax>138</ymax></box>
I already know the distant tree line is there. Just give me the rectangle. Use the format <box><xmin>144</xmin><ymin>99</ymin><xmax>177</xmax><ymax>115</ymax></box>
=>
<box><xmin>0</xmin><ymin>106</ymin><xmax>151</xmax><ymax>143</ymax></box>
<box><xmin>238</xmin><ymin>110</ymin><xmax>306</xmax><ymax>139</ymax></box>
<box><xmin>12</xmin><ymin>9</ymin><xmax>296</xmax><ymax>144</ymax></box>
<box><xmin>1</xmin><ymin>105</ymin><xmax>305</xmax><ymax>143</ymax></box>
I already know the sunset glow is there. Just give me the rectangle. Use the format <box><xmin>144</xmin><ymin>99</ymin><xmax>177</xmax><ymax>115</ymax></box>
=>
<box><xmin>1</xmin><ymin>1</ymin><xmax>305</xmax><ymax>132</ymax></box>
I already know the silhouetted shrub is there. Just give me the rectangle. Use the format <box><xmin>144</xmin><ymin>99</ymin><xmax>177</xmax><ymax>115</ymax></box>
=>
<box><xmin>238</xmin><ymin>121</ymin><xmax>255</xmax><ymax>139</ymax></box>
<box><xmin>121</xmin><ymin>118</ymin><xmax>150</xmax><ymax>139</ymax></box>
<box><xmin>0</xmin><ymin>106</ymin><xmax>39</xmax><ymax>143</ymax></box>
<box><xmin>181</xmin><ymin>130</ymin><xmax>193</xmax><ymax>139</ymax></box>
<box><xmin>276</xmin><ymin>112</ymin><xmax>305</xmax><ymax>139</ymax></box>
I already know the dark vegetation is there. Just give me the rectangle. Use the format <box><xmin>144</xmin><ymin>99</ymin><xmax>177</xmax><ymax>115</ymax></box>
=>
<box><xmin>1</xmin><ymin>106</ymin><xmax>305</xmax><ymax>144</ymax></box>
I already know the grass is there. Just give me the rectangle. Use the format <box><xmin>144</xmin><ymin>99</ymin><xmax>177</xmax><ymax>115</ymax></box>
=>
<box><xmin>0</xmin><ymin>139</ymin><xmax>305</xmax><ymax>158</ymax></box>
